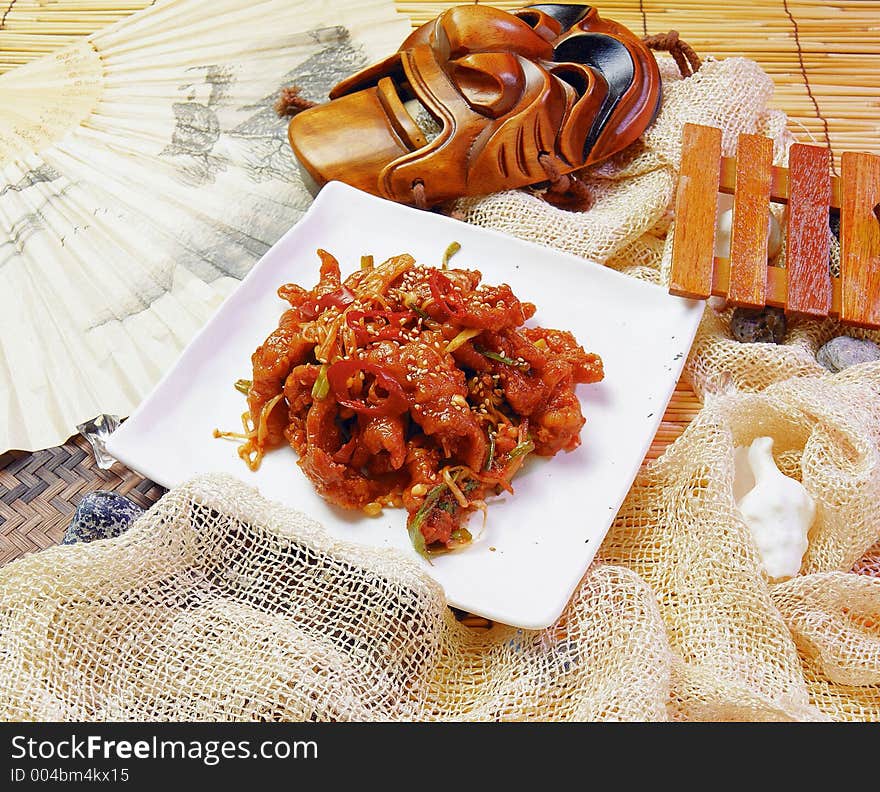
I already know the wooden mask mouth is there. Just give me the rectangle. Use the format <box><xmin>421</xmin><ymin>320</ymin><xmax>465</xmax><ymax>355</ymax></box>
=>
<box><xmin>288</xmin><ymin>4</ymin><xmax>661</xmax><ymax>207</ymax></box>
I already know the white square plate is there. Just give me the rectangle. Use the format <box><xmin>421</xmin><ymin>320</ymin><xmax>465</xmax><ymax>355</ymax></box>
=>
<box><xmin>108</xmin><ymin>181</ymin><xmax>702</xmax><ymax>629</ymax></box>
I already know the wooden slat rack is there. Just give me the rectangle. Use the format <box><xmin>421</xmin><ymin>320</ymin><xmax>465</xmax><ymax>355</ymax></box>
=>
<box><xmin>669</xmin><ymin>123</ymin><xmax>880</xmax><ymax>329</ymax></box>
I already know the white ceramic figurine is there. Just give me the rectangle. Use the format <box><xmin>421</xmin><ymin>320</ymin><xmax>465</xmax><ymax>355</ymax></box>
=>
<box><xmin>733</xmin><ymin>436</ymin><xmax>815</xmax><ymax>580</ymax></box>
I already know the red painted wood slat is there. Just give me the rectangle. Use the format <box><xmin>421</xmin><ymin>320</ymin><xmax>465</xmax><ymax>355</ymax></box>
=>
<box><xmin>786</xmin><ymin>144</ymin><xmax>832</xmax><ymax>317</ymax></box>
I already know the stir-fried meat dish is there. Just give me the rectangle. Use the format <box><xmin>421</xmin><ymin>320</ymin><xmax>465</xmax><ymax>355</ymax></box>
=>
<box><xmin>221</xmin><ymin>249</ymin><xmax>603</xmax><ymax>557</ymax></box>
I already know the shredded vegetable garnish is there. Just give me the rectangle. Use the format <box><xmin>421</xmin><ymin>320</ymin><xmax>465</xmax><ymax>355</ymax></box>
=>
<box><xmin>213</xmin><ymin>427</ymin><xmax>250</xmax><ymax>441</ymax></box>
<box><xmin>311</xmin><ymin>365</ymin><xmax>330</xmax><ymax>400</ymax></box>
<box><xmin>404</xmin><ymin>292</ymin><xmax>431</xmax><ymax>320</ymax></box>
<box><xmin>474</xmin><ymin>345</ymin><xmax>530</xmax><ymax>371</ymax></box>
<box><xmin>219</xmin><ymin>248</ymin><xmax>604</xmax><ymax>557</ymax></box>
<box><xmin>449</xmin><ymin>527</ymin><xmax>472</xmax><ymax>546</ymax></box>
<box><xmin>254</xmin><ymin>394</ymin><xmax>284</xmax><ymax>457</ymax></box>
<box><xmin>445</xmin><ymin>327</ymin><xmax>481</xmax><ymax>353</ymax></box>
<box><xmin>408</xmin><ymin>484</ymin><xmax>447</xmax><ymax>561</ymax></box>
<box><xmin>442</xmin><ymin>467</ymin><xmax>470</xmax><ymax>508</ymax></box>
<box><xmin>510</xmin><ymin>439</ymin><xmax>535</xmax><ymax>459</ymax></box>
<box><xmin>441</xmin><ymin>241</ymin><xmax>461</xmax><ymax>270</ymax></box>
<box><xmin>485</xmin><ymin>431</ymin><xmax>496</xmax><ymax>471</ymax></box>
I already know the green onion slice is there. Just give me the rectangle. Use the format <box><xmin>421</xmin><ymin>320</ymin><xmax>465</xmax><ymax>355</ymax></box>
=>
<box><xmin>510</xmin><ymin>439</ymin><xmax>535</xmax><ymax>459</ymax></box>
<box><xmin>407</xmin><ymin>484</ymin><xmax>447</xmax><ymax>561</ymax></box>
<box><xmin>449</xmin><ymin>527</ymin><xmax>473</xmax><ymax>547</ymax></box>
<box><xmin>485</xmin><ymin>432</ymin><xmax>496</xmax><ymax>471</ymax></box>
<box><xmin>311</xmin><ymin>365</ymin><xmax>330</xmax><ymax>400</ymax></box>
<box><xmin>441</xmin><ymin>241</ymin><xmax>461</xmax><ymax>270</ymax></box>
<box><xmin>475</xmin><ymin>345</ymin><xmax>528</xmax><ymax>370</ymax></box>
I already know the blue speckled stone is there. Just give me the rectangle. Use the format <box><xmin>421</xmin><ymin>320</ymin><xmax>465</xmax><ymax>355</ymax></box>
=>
<box><xmin>63</xmin><ymin>491</ymin><xmax>144</xmax><ymax>546</ymax></box>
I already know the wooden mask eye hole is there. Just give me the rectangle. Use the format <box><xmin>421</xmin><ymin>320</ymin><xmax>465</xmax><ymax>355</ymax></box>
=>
<box><xmin>513</xmin><ymin>9</ymin><xmax>563</xmax><ymax>42</ymax></box>
<box><xmin>549</xmin><ymin>64</ymin><xmax>590</xmax><ymax>95</ymax></box>
<box><xmin>450</xmin><ymin>53</ymin><xmax>525</xmax><ymax>118</ymax></box>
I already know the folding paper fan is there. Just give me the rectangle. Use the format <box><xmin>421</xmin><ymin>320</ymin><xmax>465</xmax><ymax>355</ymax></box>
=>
<box><xmin>0</xmin><ymin>0</ymin><xmax>410</xmax><ymax>452</ymax></box>
<box><xmin>0</xmin><ymin>0</ymin><xmax>153</xmax><ymax>75</ymax></box>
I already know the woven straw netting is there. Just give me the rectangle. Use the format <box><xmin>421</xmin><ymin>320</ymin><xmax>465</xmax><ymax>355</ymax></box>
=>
<box><xmin>0</xmin><ymin>477</ymin><xmax>673</xmax><ymax>721</ymax></box>
<box><xmin>2</xmin><ymin>34</ymin><xmax>880</xmax><ymax>722</ymax></box>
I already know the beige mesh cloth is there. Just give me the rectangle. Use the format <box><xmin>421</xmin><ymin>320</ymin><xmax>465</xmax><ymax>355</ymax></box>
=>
<box><xmin>2</xmin><ymin>56</ymin><xmax>880</xmax><ymax>721</ymax></box>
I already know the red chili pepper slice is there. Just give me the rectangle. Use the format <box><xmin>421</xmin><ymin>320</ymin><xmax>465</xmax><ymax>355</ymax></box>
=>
<box><xmin>296</xmin><ymin>285</ymin><xmax>356</xmax><ymax>322</ymax></box>
<box><xmin>428</xmin><ymin>271</ymin><xmax>466</xmax><ymax>320</ymax></box>
<box><xmin>346</xmin><ymin>310</ymin><xmax>418</xmax><ymax>344</ymax></box>
<box><xmin>316</xmin><ymin>285</ymin><xmax>355</xmax><ymax>312</ymax></box>
<box><xmin>327</xmin><ymin>359</ymin><xmax>409</xmax><ymax>417</ymax></box>
<box><xmin>296</xmin><ymin>302</ymin><xmax>317</xmax><ymax>321</ymax></box>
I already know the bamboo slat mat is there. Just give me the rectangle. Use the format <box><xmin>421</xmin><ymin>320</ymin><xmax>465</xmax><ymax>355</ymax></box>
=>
<box><xmin>1</xmin><ymin>0</ymin><xmax>877</xmax><ymax>166</ymax></box>
<box><xmin>0</xmin><ymin>0</ymin><xmax>873</xmax><ymax>566</ymax></box>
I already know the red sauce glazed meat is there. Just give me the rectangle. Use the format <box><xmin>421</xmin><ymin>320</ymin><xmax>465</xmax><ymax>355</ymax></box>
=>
<box><xmin>231</xmin><ymin>249</ymin><xmax>603</xmax><ymax>558</ymax></box>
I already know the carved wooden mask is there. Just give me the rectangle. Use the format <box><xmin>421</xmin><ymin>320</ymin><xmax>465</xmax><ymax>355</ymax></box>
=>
<box><xmin>288</xmin><ymin>4</ymin><xmax>661</xmax><ymax>206</ymax></box>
